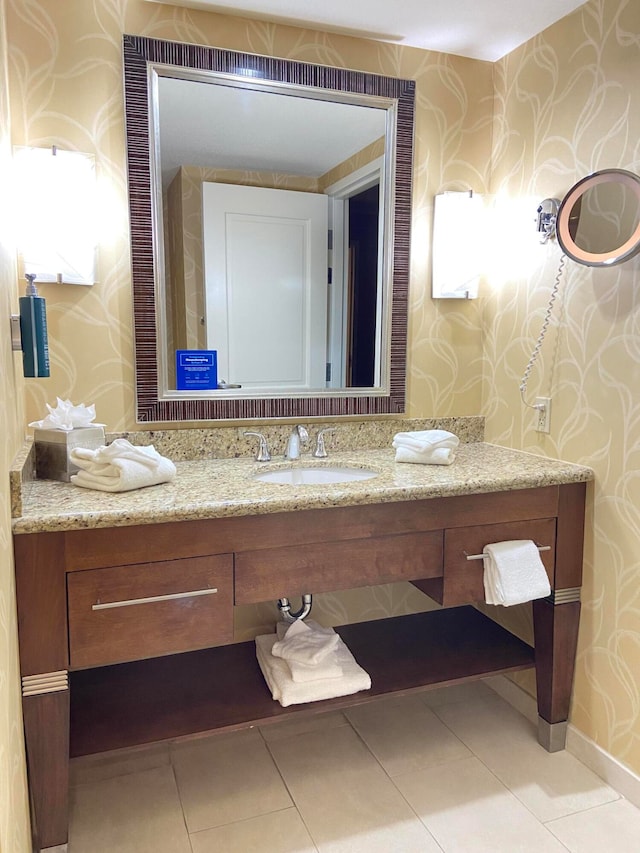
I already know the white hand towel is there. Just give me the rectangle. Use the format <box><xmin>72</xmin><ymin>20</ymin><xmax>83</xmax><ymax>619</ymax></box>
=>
<box><xmin>255</xmin><ymin>633</ymin><xmax>371</xmax><ymax>707</ymax></box>
<box><xmin>70</xmin><ymin>438</ymin><xmax>176</xmax><ymax>492</ymax></box>
<box><xmin>272</xmin><ymin>618</ymin><xmax>340</xmax><ymax>665</ymax></box>
<box><xmin>392</xmin><ymin>429</ymin><xmax>459</xmax><ymax>465</ymax></box>
<box><xmin>482</xmin><ymin>539</ymin><xmax>551</xmax><ymax>607</ymax></box>
<box><xmin>392</xmin><ymin>429</ymin><xmax>459</xmax><ymax>452</ymax></box>
<box><xmin>286</xmin><ymin>652</ymin><xmax>343</xmax><ymax>683</ymax></box>
<box><xmin>394</xmin><ymin>446</ymin><xmax>456</xmax><ymax>465</ymax></box>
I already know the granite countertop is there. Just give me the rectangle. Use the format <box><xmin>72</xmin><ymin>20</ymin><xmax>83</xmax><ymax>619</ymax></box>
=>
<box><xmin>12</xmin><ymin>443</ymin><xmax>593</xmax><ymax>535</ymax></box>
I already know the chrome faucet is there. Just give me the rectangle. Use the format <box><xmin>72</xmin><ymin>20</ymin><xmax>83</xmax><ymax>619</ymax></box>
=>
<box><xmin>244</xmin><ymin>431</ymin><xmax>271</xmax><ymax>462</ymax></box>
<box><xmin>284</xmin><ymin>424</ymin><xmax>308</xmax><ymax>460</ymax></box>
<box><xmin>313</xmin><ymin>428</ymin><xmax>335</xmax><ymax>458</ymax></box>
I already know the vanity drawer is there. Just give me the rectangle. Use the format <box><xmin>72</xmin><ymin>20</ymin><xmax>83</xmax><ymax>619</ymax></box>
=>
<box><xmin>67</xmin><ymin>555</ymin><xmax>233</xmax><ymax>668</ymax></box>
<box><xmin>234</xmin><ymin>530</ymin><xmax>443</xmax><ymax>604</ymax></box>
<box><xmin>413</xmin><ymin>518</ymin><xmax>556</xmax><ymax>606</ymax></box>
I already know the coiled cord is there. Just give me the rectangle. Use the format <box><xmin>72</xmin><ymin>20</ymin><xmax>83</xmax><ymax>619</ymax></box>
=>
<box><xmin>519</xmin><ymin>253</ymin><xmax>566</xmax><ymax>410</ymax></box>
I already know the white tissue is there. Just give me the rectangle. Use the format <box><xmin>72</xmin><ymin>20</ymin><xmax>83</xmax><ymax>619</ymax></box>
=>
<box><xmin>29</xmin><ymin>398</ymin><xmax>105</xmax><ymax>432</ymax></box>
<box><xmin>272</xmin><ymin>618</ymin><xmax>340</xmax><ymax>665</ymax></box>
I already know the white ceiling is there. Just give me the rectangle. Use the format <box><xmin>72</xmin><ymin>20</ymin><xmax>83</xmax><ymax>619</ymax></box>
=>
<box><xmin>158</xmin><ymin>77</ymin><xmax>386</xmax><ymax>184</ymax></box>
<box><xmin>145</xmin><ymin>0</ymin><xmax>588</xmax><ymax>62</ymax></box>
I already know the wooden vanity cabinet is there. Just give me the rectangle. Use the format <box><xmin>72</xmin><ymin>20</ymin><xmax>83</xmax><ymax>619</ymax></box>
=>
<box><xmin>67</xmin><ymin>554</ymin><xmax>234</xmax><ymax>668</ymax></box>
<box><xmin>14</xmin><ymin>481</ymin><xmax>586</xmax><ymax>851</ymax></box>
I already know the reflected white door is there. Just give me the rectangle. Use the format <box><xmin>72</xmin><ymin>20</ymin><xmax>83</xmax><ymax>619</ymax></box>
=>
<box><xmin>202</xmin><ymin>182</ymin><xmax>328</xmax><ymax>390</ymax></box>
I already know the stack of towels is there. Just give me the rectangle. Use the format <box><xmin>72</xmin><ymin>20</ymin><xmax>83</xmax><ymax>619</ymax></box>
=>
<box><xmin>255</xmin><ymin>618</ymin><xmax>371</xmax><ymax>707</ymax></box>
<box><xmin>69</xmin><ymin>438</ymin><xmax>176</xmax><ymax>492</ymax></box>
<box><xmin>482</xmin><ymin>540</ymin><xmax>551</xmax><ymax>606</ymax></box>
<box><xmin>392</xmin><ymin>429</ymin><xmax>459</xmax><ymax>465</ymax></box>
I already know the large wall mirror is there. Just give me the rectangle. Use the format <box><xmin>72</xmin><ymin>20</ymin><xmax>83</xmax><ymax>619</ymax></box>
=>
<box><xmin>123</xmin><ymin>35</ymin><xmax>415</xmax><ymax>422</ymax></box>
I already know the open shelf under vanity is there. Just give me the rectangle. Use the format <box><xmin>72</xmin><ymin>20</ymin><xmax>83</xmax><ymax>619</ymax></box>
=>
<box><xmin>69</xmin><ymin>606</ymin><xmax>534</xmax><ymax>757</ymax></box>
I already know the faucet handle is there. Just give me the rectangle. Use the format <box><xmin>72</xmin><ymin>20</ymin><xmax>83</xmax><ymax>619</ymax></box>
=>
<box><xmin>313</xmin><ymin>428</ymin><xmax>335</xmax><ymax>458</ymax></box>
<box><xmin>244</xmin><ymin>431</ymin><xmax>271</xmax><ymax>462</ymax></box>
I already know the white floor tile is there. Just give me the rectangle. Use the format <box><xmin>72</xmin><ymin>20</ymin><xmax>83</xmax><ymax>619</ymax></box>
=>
<box><xmin>69</xmin><ymin>741</ymin><xmax>170</xmax><ymax>786</ymax></box>
<box><xmin>68</xmin><ymin>765</ymin><xmax>190</xmax><ymax>853</ymax></box>
<box><xmin>190</xmin><ymin>807</ymin><xmax>318</xmax><ymax>853</ymax></box>
<box><xmin>259</xmin><ymin>710</ymin><xmax>349</xmax><ymax>742</ymax></box>
<box><xmin>268</xmin><ymin>724</ymin><xmax>441</xmax><ymax>852</ymax></box>
<box><xmin>547</xmin><ymin>798</ymin><xmax>640</xmax><ymax>852</ymax></box>
<box><xmin>171</xmin><ymin>728</ymin><xmax>292</xmax><ymax>833</ymax></box>
<box><xmin>394</xmin><ymin>755</ymin><xmax>568</xmax><ymax>852</ymax></box>
<box><xmin>419</xmin><ymin>680</ymin><xmax>495</xmax><ymax>708</ymax></box>
<box><xmin>345</xmin><ymin>693</ymin><xmax>471</xmax><ymax>775</ymax></box>
<box><xmin>434</xmin><ymin>694</ymin><xmax>619</xmax><ymax>821</ymax></box>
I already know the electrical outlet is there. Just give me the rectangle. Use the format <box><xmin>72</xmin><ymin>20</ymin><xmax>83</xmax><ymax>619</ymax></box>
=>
<box><xmin>535</xmin><ymin>396</ymin><xmax>552</xmax><ymax>433</ymax></box>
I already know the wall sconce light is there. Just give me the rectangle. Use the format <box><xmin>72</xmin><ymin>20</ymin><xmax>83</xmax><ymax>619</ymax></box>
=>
<box><xmin>13</xmin><ymin>146</ymin><xmax>97</xmax><ymax>285</ymax></box>
<box><xmin>432</xmin><ymin>190</ymin><xmax>485</xmax><ymax>299</ymax></box>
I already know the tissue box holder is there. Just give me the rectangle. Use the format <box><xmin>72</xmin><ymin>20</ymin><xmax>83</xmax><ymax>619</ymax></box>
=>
<box><xmin>35</xmin><ymin>426</ymin><xmax>105</xmax><ymax>482</ymax></box>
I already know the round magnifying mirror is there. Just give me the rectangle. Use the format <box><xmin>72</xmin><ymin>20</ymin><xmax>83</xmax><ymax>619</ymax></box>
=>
<box><xmin>556</xmin><ymin>168</ymin><xmax>640</xmax><ymax>266</ymax></box>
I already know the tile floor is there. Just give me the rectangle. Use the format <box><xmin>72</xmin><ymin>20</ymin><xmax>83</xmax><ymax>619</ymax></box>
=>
<box><xmin>68</xmin><ymin>681</ymin><xmax>640</xmax><ymax>852</ymax></box>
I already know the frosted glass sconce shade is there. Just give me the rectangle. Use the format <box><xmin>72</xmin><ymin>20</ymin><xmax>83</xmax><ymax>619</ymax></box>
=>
<box><xmin>432</xmin><ymin>191</ymin><xmax>485</xmax><ymax>299</ymax></box>
<box><xmin>13</xmin><ymin>146</ymin><xmax>97</xmax><ymax>285</ymax></box>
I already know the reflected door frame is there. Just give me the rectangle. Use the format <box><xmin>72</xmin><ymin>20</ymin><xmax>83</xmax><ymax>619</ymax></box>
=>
<box><xmin>326</xmin><ymin>157</ymin><xmax>385</xmax><ymax>388</ymax></box>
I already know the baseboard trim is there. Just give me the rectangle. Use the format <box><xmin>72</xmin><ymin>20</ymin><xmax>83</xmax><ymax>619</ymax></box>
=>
<box><xmin>484</xmin><ymin>675</ymin><xmax>640</xmax><ymax>810</ymax></box>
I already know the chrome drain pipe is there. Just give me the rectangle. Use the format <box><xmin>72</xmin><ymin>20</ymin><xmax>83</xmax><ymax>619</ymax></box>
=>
<box><xmin>277</xmin><ymin>594</ymin><xmax>313</xmax><ymax>622</ymax></box>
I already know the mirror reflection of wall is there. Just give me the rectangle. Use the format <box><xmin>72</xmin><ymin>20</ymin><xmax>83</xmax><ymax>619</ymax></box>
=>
<box><xmin>155</xmin><ymin>73</ymin><xmax>389</xmax><ymax>394</ymax></box>
<box><xmin>568</xmin><ymin>182</ymin><xmax>640</xmax><ymax>254</ymax></box>
<box><xmin>556</xmin><ymin>169</ymin><xmax>640</xmax><ymax>267</ymax></box>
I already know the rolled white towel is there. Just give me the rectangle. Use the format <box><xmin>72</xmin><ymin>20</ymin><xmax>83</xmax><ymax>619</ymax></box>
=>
<box><xmin>272</xmin><ymin>618</ymin><xmax>340</xmax><ymax>665</ymax></box>
<box><xmin>255</xmin><ymin>633</ymin><xmax>371</xmax><ymax>707</ymax></box>
<box><xmin>483</xmin><ymin>539</ymin><xmax>551</xmax><ymax>607</ymax></box>
<box><xmin>394</xmin><ymin>446</ymin><xmax>456</xmax><ymax>466</ymax></box>
<box><xmin>70</xmin><ymin>438</ymin><xmax>176</xmax><ymax>492</ymax></box>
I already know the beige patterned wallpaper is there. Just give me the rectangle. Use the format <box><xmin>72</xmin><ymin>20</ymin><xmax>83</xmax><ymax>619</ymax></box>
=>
<box><xmin>3</xmin><ymin>3</ymin><xmax>493</xmax><ymax>844</ymax></box>
<box><xmin>0</xmin><ymin>0</ymin><xmax>31</xmax><ymax>848</ymax></box>
<box><xmin>3</xmin><ymin>0</ymin><xmax>640</xmax><ymax>843</ymax></box>
<box><xmin>6</xmin><ymin>0</ymin><xmax>492</xmax><ymax>430</ymax></box>
<box><xmin>484</xmin><ymin>0</ymin><xmax>640</xmax><ymax>773</ymax></box>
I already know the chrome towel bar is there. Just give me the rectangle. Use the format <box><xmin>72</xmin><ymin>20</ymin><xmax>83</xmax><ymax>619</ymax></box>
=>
<box><xmin>464</xmin><ymin>545</ymin><xmax>551</xmax><ymax>561</ymax></box>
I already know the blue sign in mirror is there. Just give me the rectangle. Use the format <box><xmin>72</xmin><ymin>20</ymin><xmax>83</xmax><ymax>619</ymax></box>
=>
<box><xmin>176</xmin><ymin>350</ymin><xmax>218</xmax><ymax>391</ymax></box>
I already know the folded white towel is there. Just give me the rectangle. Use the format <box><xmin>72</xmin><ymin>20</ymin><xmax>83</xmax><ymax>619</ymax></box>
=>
<box><xmin>392</xmin><ymin>429</ymin><xmax>459</xmax><ymax>452</ymax></box>
<box><xmin>392</xmin><ymin>429</ymin><xmax>459</xmax><ymax>465</ymax></box>
<box><xmin>255</xmin><ymin>633</ymin><xmax>371</xmax><ymax>707</ymax></box>
<box><xmin>272</xmin><ymin>618</ymin><xmax>340</xmax><ymax>665</ymax></box>
<box><xmin>70</xmin><ymin>438</ymin><xmax>176</xmax><ymax>493</ymax></box>
<box><xmin>286</xmin><ymin>652</ymin><xmax>344</xmax><ymax>683</ymax></box>
<box><xmin>482</xmin><ymin>539</ymin><xmax>551</xmax><ymax>607</ymax></box>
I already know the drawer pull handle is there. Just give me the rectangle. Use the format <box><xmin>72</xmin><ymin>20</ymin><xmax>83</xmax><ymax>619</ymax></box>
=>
<box><xmin>464</xmin><ymin>545</ymin><xmax>551</xmax><ymax>561</ymax></box>
<box><xmin>92</xmin><ymin>588</ymin><xmax>218</xmax><ymax>610</ymax></box>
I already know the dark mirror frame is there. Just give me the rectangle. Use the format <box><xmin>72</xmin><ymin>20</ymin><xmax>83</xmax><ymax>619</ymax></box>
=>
<box><xmin>123</xmin><ymin>34</ymin><xmax>415</xmax><ymax>423</ymax></box>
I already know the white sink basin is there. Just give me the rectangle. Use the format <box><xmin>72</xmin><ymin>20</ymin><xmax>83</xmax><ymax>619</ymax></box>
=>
<box><xmin>253</xmin><ymin>466</ymin><xmax>378</xmax><ymax>485</ymax></box>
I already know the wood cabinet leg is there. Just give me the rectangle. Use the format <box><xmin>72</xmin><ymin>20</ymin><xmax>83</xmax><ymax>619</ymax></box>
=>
<box><xmin>532</xmin><ymin>597</ymin><xmax>580</xmax><ymax>752</ymax></box>
<box><xmin>22</xmin><ymin>675</ymin><xmax>70</xmax><ymax>850</ymax></box>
